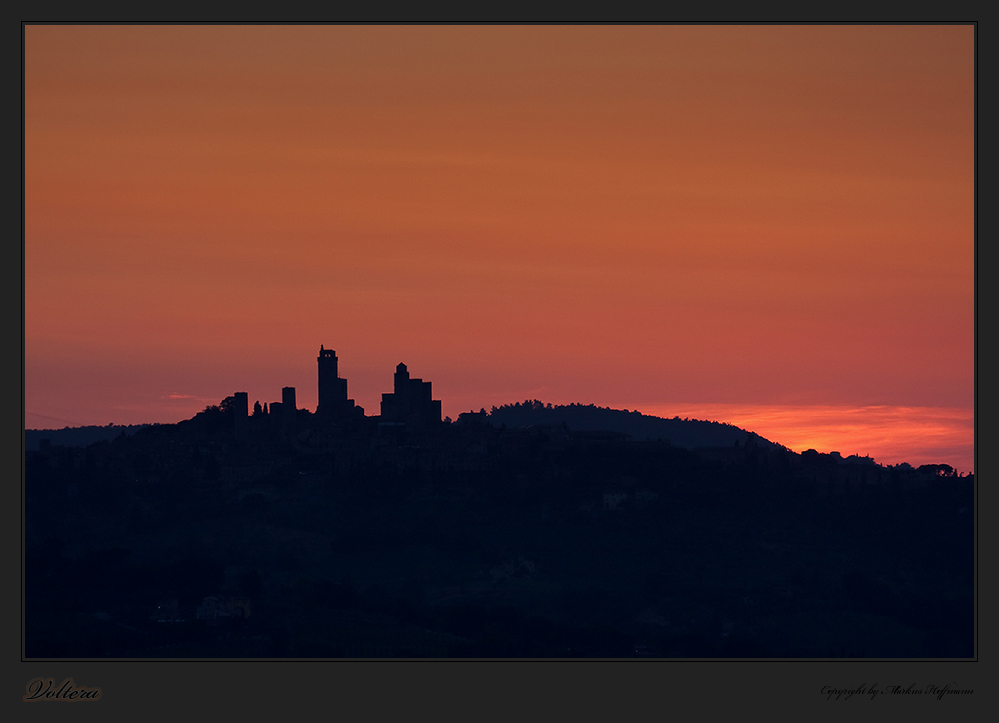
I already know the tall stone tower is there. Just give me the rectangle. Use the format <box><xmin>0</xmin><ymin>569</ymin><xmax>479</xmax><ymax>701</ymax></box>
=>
<box><xmin>233</xmin><ymin>391</ymin><xmax>249</xmax><ymax>440</ymax></box>
<box><xmin>281</xmin><ymin>386</ymin><xmax>297</xmax><ymax>429</ymax></box>
<box><xmin>318</xmin><ymin>346</ymin><xmax>341</xmax><ymax>415</ymax></box>
<box><xmin>317</xmin><ymin>345</ymin><xmax>360</xmax><ymax>421</ymax></box>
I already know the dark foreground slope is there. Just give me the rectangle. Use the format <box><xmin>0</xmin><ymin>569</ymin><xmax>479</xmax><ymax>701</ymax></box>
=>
<box><xmin>24</xmin><ymin>403</ymin><xmax>973</xmax><ymax>658</ymax></box>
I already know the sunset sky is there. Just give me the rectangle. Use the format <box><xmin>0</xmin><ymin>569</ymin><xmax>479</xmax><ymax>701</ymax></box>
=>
<box><xmin>24</xmin><ymin>25</ymin><xmax>975</xmax><ymax>471</ymax></box>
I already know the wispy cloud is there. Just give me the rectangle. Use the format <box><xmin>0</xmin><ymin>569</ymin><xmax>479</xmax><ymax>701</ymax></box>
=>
<box><xmin>162</xmin><ymin>393</ymin><xmax>216</xmax><ymax>404</ymax></box>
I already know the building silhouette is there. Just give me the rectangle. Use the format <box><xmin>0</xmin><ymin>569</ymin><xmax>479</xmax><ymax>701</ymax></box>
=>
<box><xmin>380</xmin><ymin>363</ymin><xmax>442</xmax><ymax>426</ymax></box>
<box><xmin>317</xmin><ymin>346</ymin><xmax>361</xmax><ymax>421</ymax></box>
<box><xmin>233</xmin><ymin>391</ymin><xmax>249</xmax><ymax>439</ymax></box>
<box><xmin>282</xmin><ymin>386</ymin><xmax>296</xmax><ymax>429</ymax></box>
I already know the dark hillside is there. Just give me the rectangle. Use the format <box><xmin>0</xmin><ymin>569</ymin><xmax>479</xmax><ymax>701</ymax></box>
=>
<box><xmin>25</xmin><ymin>424</ymin><xmax>150</xmax><ymax>451</ymax></box>
<box><xmin>488</xmin><ymin>401</ymin><xmax>782</xmax><ymax>451</ymax></box>
<box><xmin>23</xmin><ymin>398</ymin><xmax>973</xmax><ymax>659</ymax></box>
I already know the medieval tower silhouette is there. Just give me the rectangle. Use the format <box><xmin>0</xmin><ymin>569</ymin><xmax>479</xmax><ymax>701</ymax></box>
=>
<box><xmin>317</xmin><ymin>345</ymin><xmax>359</xmax><ymax>420</ymax></box>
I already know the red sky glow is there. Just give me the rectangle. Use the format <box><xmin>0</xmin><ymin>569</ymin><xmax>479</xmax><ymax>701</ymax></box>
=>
<box><xmin>25</xmin><ymin>25</ymin><xmax>975</xmax><ymax>472</ymax></box>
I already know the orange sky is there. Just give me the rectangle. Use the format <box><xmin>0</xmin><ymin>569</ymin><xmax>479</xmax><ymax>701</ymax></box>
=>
<box><xmin>24</xmin><ymin>25</ymin><xmax>974</xmax><ymax>469</ymax></box>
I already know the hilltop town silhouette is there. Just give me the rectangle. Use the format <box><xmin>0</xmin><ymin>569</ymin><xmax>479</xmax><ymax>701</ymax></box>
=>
<box><xmin>24</xmin><ymin>347</ymin><xmax>974</xmax><ymax>658</ymax></box>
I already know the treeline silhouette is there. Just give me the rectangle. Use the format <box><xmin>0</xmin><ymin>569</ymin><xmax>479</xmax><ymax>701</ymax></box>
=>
<box><xmin>24</xmin><ymin>398</ymin><xmax>973</xmax><ymax>658</ymax></box>
<box><xmin>25</xmin><ymin>424</ymin><xmax>149</xmax><ymax>451</ymax></box>
<box><xmin>487</xmin><ymin>401</ymin><xmax>783</xmax><ymax>450</ymax></box>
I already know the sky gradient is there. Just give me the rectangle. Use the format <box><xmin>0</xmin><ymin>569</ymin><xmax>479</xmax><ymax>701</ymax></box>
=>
<box><xmin>24</xmin><ymin>25</ymin><xmax>975</xmax><ymax>471</ymax></box>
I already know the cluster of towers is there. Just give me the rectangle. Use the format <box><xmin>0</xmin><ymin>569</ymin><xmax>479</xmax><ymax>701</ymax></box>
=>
<box><xmin>231</xmin><ymin>386</ymin><xmax>298</xmax><ymax>439</ymax></box>
<box><xmin>232</xmin><ymin>346</ymin><xmax>441</xmax><ymax>436</ymax></box>
<box><xmin>379</xmin><ymin>362</ymin><xmax>443</xmax><ymax>426</ymax></box>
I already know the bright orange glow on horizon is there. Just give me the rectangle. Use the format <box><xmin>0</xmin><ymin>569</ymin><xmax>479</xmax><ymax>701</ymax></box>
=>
<box><xmin>635</xmin><ymin>404</ymin><xmax>974</xmax><ymax>475</ymax></box>
<box><xmin>25</xmin><ymin>26</ymin><xmax>974</xmax><ymax>472</ymax></box>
